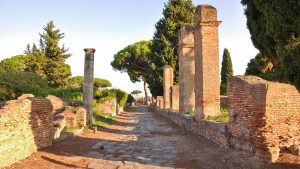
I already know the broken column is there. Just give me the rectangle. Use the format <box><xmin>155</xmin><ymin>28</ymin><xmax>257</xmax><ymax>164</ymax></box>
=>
<box><xmin>83</xmin><ymin>48</ymin><xmax>95</xmax><ymax>126</ymax></box>
<box><xmin>170</xmin><ymin>85</ymin><xmax>179</xmax><ymax>112</ymax></box>
<box><xmin>178</xmin><ymin>25</ymin><xmax>195</xmax><ymax>113</ymax></box>
<box><xmin>163</xmin><ymin>65</ymin><xmax>173</xmax><ymax>110</ymax></box>
<box><xmin>194</xmin><ymin>5</ymin><xmax>221</xmax><ymax>119</ymax></box>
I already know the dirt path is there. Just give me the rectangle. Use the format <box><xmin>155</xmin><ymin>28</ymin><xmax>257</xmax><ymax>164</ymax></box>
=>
<box><xmin>7</xmin><ymin>105</ymin><xmax>300</xmax><ymax>169</ymax></box>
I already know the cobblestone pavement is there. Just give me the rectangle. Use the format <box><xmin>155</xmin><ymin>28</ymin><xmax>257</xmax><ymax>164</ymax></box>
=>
<box><xmin>8</xmin><ymin>105</ymin><xmax>300</xmax><ymax>169</ymax></box>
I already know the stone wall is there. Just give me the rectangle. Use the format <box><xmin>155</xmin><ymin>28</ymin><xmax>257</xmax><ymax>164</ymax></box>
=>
<box><xmin>62</xmin><ymin>107</ymin><xmax>87</xmax><ymax>127</ymax></box>
<box><xmin>158</xmin><ymin>110</ymin><xmax>229</xmax><ymax>148</ymax></box>
<box><xmin>0</xmin><ymin>95</ymin><xmax>54</xmax><ymax>168</ymax></box>
<box><xmin>228</xmin><ymin>76</ymin><xmax>300</xmax><ymax>162</ymax></box>
<box><xmin>95</xmin><ymin>98</ymin><xmax>117</xmax><ymax>116</ymax></box>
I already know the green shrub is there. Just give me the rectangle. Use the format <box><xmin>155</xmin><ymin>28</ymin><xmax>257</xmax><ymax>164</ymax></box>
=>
<box><xmin>49</xmin><ymin>87</ymin><xmax>83</xmax><ymax>102</ymax></box>
<box><xmin>94</xmin><ymin>78</ymin><xmax>112</xmax><ymax>88</ymax></box>
<box><xmin>0</xmin><ymin>72</ymin><xmax>49</xmax><ymax>101</ymax></box>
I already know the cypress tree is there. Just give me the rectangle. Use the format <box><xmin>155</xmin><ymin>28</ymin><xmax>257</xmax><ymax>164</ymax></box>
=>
<box><xmin>147</xmin><ymin>0</ymin><xmax>195</xmax><ymax>97</ymax></box>
<box><xmin>220</xmin><ymin>48</ymin><xmax>233</xmax><ymax>95</ymax></box>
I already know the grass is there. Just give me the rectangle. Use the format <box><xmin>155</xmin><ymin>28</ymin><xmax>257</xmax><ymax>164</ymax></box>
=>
<box><xmin>185</xmin><ymin>110</ymin><xmax>195</xmax><ymax>116</ymax></box>
<box><xmin>207</xmin><ymin>107</ymin><xmax>229</xmax><ymax>123</ymax></box>
<box><xmin>92</xmin><ymin>111</ymin><xmax>116</xmax><ymax>127</ymax></box>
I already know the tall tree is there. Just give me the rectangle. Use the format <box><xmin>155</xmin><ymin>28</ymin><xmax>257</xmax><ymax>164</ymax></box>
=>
<box><xmin>111</xmin><ymin>40</ymin><xmax>151</xmax><ymax>101</ymax></box>
<box><xmin>220</xmin><ymin>48</ymin><xmax>233</xmax><ymax>95</ymax></box>
<box><xmin>241</xmin><ymin>0</ymin><xmax>300</xmax><ymax>90</ymax></box>
<box><xmin>147</xmin><ymin>0</ymin><xmax>195</xmax><ymax>97</ymax></box>
<box><xmin>25</xmin><ymin>21</ymin><xmax>71</xmax><ymax>88</ymax></box>
<box><xmin>41</xmin><ymin>21</ymin><xmax>71</xmax><ymax>87</ymax></box>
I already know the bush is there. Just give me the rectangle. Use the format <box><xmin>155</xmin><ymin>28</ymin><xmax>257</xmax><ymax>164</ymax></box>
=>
<box><xmin>94</xmin><ymin>78</ymin><xmax>112</xmax><ymax>88</ymax></box>
<box><xmin>49</xmin><ymin>87</ymin><xmax>83</xmax><ymax>102</ymax></box>
<box><xmin>69</xmin><ymin>76</ymin><xmax>112</xmax><ymax>88</ymax></box>
<box><xmin>0</xmin><ymin>72</ymin><xmax>49</xmax><ymax>101</ymax></box>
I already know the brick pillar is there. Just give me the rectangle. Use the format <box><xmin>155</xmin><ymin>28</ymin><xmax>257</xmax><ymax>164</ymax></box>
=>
<box><xmin>83</xmin><ymin>48</ymin><xmax>95</xmax><ymax>126</ymax></box>
<box><xmin>194</xmin><ymin>5</ymin><xmax>221</xmax><ymax>119</ymax></box>
<box><xmin>156</xmin><ymin>96</ymin><xmax>164</xmax><ymax>110</ymax></box>
<box><xmin>163</xmin><ymin>65</ymin><xmax>173</xmax><ymax>110</ymax></box>
<box><xmin>178</xmin><ymin>25</ymin><xmax>195</xmax><ymax>113</ymax></box>
<box><xmin>170</xmin><ymin>85</ymin><xmax>179</xmax><ymax>112</ymax></box>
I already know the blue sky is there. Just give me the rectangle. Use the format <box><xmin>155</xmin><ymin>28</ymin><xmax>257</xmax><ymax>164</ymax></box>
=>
<box><xmin>0</xmin><ymin>0</ymin><xmax>258</xmax><ymax>95</ymax></box>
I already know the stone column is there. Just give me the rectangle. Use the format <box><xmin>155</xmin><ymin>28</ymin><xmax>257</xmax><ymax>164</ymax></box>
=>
<box><xmin>83</xmin><ymin>48</ymin><xmax>95</xmax><ymax>126</ymax></box>
<box><xmin>170</xmin><ymin>85</ymin><xmax>179</xmax><ymax>112</ymax></box>
<box><xmin>194</xmin><ymin>5</ymin><xmax>221</xmax><ymax>119</ymax></box>
<box><xmin>163</xmin><ymin>65</ymin><xmax>173</xmax><ymax>110</ymax></box>
<box><xmin>178</xmin><ymin>25</ymin><xmax>195</xmax><ymax>113</ymax></box>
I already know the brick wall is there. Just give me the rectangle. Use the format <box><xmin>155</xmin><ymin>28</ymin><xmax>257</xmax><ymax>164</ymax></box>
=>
<box><xmin>0</xmin><ymin>95</ymin><xmax>54</xmax><ymax>168</ymax></box>
<box><xmin>47</xmin><ymin>95</ymin><xmax>67</xmax><ymax>115</ymax></box>
<box><xmin>228</xmin><ymin>76</ymin><xmax>300</xmax><ymax>162</ymax></box>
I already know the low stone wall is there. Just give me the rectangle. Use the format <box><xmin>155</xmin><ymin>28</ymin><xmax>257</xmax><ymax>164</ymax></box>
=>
<box><xmin>0</xmin><ymin>95</ymin><xmax>54</xmax><ymax>168</ymax></box>
<box><xmin>62</xmin><ymin>107</ymin><xmax>87</xmax><ymax>127</ymax></box>
<box><xmin>158</xmin><ymin>110</ymin><xmax>229</xmax><ymax>148</ymax></box>
<box><xmin>95</xmin><ymin>98</ymin><xmax>117</xmax><ymax>116</ymax></box>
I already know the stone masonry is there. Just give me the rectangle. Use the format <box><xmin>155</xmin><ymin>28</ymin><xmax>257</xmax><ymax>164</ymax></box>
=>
<box><xmin>156</xmin><ymin>96</ymin><xmax>164</xmax><ymax>110</ymax></box>
<box><xmin>0</xmin><ymin>95</ymin><xmax>54</xmax><ymax>168</ymax></box>
<box><xmin>163</xmin><ymin>65</ymin><xmax>173</xmax><ymax>110</ymax></box>
<box><xmin>83</xmin><ymin>48</ymin><xmax>96</xmax><ymax>125</ymax></box>
<box><xmin>178</xmin><ymin>25</ymin><xmax>195</xmax><ymax>113</ymax></box>
<box><xmin>228</xmin><ymin>76</ymin><xmax>300</xmax><ymax>163</ymax></box>
<box><xmin>170</xmin><ymin>85</ymin><xmax>179</xmax><ymax>112</ymax></box>
<box><xmin>194</xmin><ymin>5</ymin><xmax>221</xmax><ymax>119</ymax></box>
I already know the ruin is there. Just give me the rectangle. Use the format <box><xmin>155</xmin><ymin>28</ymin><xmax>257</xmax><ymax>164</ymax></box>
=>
<box><xmin>163</xmin><ymin>65</ymin><xmax>173</xmax><ymax>110</ymax></box>
<box><xmin>194</xmin><ymin>5</ymin><xmax>221</xmax><ymax>119</ymax></box>
<box><xmin>170</xmin><ymin>85</ymin><xmax>179</xmax><ymax>112</ymax></box>
<box><xmin>156</xmin><ymin>96</ymin><xmax>164</xmax><ymax>110</ymax></box>
<box><xmin>178</xmin><ymin>25</ymin><xmax>195</xmax><ymax>113</ymax></box>
<box><xmin>0</xmin><ymin>95</ymin><xmax>54</xmax><ymax>168</ymax></box>
<box><xmin>228</xmin><ymin>76</ymin><xmax>300</xmax><ymax>162</ymax></box>
<box><xmin>83</xmin><ymin>48</ymin><xmax>96</xmax><ymax>125</ymax></box>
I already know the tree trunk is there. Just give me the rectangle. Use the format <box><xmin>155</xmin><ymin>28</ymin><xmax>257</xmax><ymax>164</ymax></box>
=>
<box><xmin>143</xmin><ymin>78</ymin><xmax>148</xmax><ymax>104</ymax></box>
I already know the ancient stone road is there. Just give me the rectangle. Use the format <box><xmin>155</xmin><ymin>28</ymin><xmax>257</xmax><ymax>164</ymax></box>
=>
<box><xmin>8</xmin><ymin>106</ymin><xmax>300</xmax><ymax>169</ymax></box>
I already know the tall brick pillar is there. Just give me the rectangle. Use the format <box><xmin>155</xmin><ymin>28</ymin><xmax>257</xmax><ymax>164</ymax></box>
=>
<box><xmin>163</xmin><ymin>65</ymin><xmax>173</xmax><ymax>110</ymax></box>
<box><xmin>178</xmin><ymin>25</ymin><xmax>195</xmax><ymax>113</ymax></box>
<box><xmin>194</xmin><ymin>5</ymin><xmax>221</xmax><ymax>119</ymax></box>
<box><xmin>83</xmin><ymin>48</ymin><xmax>95</xmax><ymax>126</ymax></box>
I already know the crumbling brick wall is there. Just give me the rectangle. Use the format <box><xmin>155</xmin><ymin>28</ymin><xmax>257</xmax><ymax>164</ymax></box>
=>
<box><xmin>0</xmin><ymin>95</ymin><xmax>54</xmax><ymax>168</ymax></box>
<box><xmin>228</xmin><ymin>76</ymin><xmax>300</xmax><ymax>162</ymax></box>
<box><xmin>47</xmin><ymin>95</ymin><xmax>67</xmax><ymax>115</ymax></box>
